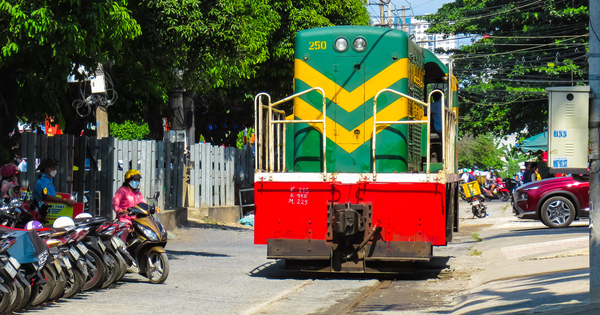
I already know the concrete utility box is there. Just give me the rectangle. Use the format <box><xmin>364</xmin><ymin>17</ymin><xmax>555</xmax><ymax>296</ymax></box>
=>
<box><xmin>546</xmin><ymin>86</ymin><xmax>590</xmax><ymax>174</ymax></box>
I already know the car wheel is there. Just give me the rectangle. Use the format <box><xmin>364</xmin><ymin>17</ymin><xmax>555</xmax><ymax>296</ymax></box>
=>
<box><xmin>540</xmin><ymin>196</ymin><xmax>576</xmax><ymax>228</ymax></box>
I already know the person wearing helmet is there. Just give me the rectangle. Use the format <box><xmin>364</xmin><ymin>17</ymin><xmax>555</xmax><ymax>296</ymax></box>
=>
<box><xmin>486</xmin><ymin>166</ymin><xmax>497</xmax><ymax>194</ymax></box>
<box><xmin>113</xmin><ymin>169</ymin><xmax>146</xmax><ymax>215</ymax></box>
<box><xmin>460</xmin><ymin>168</ymin><xmax>470</xmax><ymax>183</ymax></box>
<box><xmin>112</xmin><ymin>169</ymin><xmax>147</xmax><ymax>241</ymax></box>
<box><xmin>0</xmin><ymin>163</ymin><xmax>21</xmax><ymax>200</ymax></box>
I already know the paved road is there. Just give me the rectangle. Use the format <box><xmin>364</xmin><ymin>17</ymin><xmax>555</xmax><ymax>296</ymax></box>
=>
<box><xmin>25</xmin><ymin>199</ymin><xmax>551</xmax><ymax>315</ymax></box>
<box><xmin>26</xmin><ymin>221</ymin><xmax>380</xmax><ymax>315</ymax></box>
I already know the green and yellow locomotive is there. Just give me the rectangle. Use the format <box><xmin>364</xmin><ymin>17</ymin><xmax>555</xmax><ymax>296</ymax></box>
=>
<box><xmin>254</xmin><ymin>26</ymin><xmax>459</xmax><ymax>273</ymax></box>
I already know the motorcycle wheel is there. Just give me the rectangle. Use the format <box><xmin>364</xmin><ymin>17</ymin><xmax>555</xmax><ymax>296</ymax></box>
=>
<box><xmin>49</xmin><ymin>265</ymin><xmax>67</xmax><ymax>301</ymax></box>
<box><xmin>471</xmin><ymin>206</ymin><xmax>480</xmax><ymax>218</ymax></box>
<box><xmin>30</xmin><ymin>265</ymin><xmax>56</xmax><ymax>306</ymax></box>
<box><xmin>500</xmin><ymin>191</ymin><xmax>510</xmax><ymax>202</ymax></box>
<box><xmin>0</xmin><ymin>282</ymin><xmax>13</xmax><ymax>314</ymax></box>
<box><xmin>116</xmin><ymin>252</ymin><xmax>128</xmax><ymax>282</ymax></box>
<box><xmin>16</xmin><ymin>274</ymin><xmax>31</xmax><ymax>310</ymax></box>
<box><xmin>145</xmin><ymin>247</ymin><xmax>169</xmax><ymax>284</ymax></box>
<box><xmin>101</xmin><ymin>251</ymin><xmax>122</xmax><ymax>289</ymax></box>
<box><xmin>478</xmin><ymin>205</ymin><xmax>487</xmax><ymax>218</ymax></box>
<box><xmin>62</xmin><ymin>268</ymin><xmax>84</xmax><ymax>299</ymax></box>
<box><xmin>82</xmin><ymin>251</ymin><xmax>106</xmax><ymax>291</ymax></box>
<box><xmin>5</xmin><ymin>280</ymin><xmax>23</xmax><ymax>314</ymax></box>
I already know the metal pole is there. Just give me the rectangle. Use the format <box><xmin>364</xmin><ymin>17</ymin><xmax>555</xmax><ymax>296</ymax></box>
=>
<box><xmin>380</xmin><ymin>0</ymin><xmax>385</xmax><ymax>26</ymax></box>
<box><xmin>590</xmin><ymin>0</ymin><xmax>600</xmax><ymax>301</ymax></box>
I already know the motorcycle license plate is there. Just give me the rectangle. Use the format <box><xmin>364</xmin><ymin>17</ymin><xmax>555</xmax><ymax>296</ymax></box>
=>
<box><xmin>4</xmin><ymin>262</ymin><xmax>16</xmax><ymax>278</ymax></box>
<box><xmin>69</xmin><ymin>247</ymin><xmax>80</xmax><ymax>260</ymax></box>
<box><xmin>98</xmin><ymin>240</ymin><xmax>106</xmax><ymax>252</ymax></box>
<box><xmin>54</xmin><ymin>259</ymin><xmax>62</xmax><ymax>274</ymax></box>
<box><xmin>63</xmin><ymin>256</ymin><xmax>72</xmax><ymax>269</ymax></box>
<box><xmin>8</xmin><ymin>257</ymin><xmax>20</xmax><ymax>270</ymax></box>
<box><xmin>77</xmin><ymin>243</ymin><xmax>88</xmax><ymax>255</ymax></box>
<box><xmin>472</xmin><ymin>200</ymin><xmax>480</xmax><ymax>206</ymax></box>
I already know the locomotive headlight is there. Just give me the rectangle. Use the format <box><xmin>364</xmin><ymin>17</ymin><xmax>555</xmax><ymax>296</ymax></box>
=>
<box><xmin>335</xmin><ymin>38</ymin><xmax>348</xmax><ymax>52</ymax></box>
<box><xmin>353</xmin><ymin>37</ymin><xmax>367</xmax><ymax>51</ymax></box>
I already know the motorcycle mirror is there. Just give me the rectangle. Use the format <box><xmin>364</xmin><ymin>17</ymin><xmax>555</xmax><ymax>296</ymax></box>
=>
<box><xmin>12</xmin><ymin>186</ymin><xmax>20</xmax><ymax>194</ymax></box>
<box><xmin>154</xmin><ymin>191</ymin><xmax>160</xmax><ymax>200</ymax></box>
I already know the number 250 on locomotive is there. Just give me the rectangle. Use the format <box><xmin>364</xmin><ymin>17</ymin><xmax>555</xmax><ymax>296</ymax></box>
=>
<box><xmin>253</xmin><ymin>26</ymin><xmax>459</xmax><ymax>273</ymax></box>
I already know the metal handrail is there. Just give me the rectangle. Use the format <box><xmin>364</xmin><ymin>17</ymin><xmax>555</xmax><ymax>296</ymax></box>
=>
<box><xmin>372</xmin><ymin>89</ymin><xmax>446</xmax><ymax>180</ymax></box>
<box><xmin>254</xmin><ymin>87</ymin><xmax>327</xmax><ymax>179</ymax></box>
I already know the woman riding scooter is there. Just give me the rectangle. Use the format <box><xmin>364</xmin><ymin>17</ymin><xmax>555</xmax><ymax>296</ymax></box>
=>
<box><xmin>112</xmin><ymin>170</ymin><xmax>146</xmax><ymax>242</ymax></box>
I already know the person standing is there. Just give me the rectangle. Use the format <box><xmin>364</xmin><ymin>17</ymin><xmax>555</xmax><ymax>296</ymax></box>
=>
<box><xmin>530</xmin><ymin>165</ymin><xmax>539</xmax><ymax>182</ymax></box>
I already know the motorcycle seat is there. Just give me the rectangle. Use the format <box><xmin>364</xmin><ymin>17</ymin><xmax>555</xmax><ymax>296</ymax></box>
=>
<box><xmin>73</xmin><ymin>217</ymin><xmax>108</xmax><ymax>226</ymax></box>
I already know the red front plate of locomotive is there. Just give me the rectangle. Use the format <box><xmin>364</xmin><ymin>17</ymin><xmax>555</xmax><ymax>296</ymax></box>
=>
<box><xmin>254</xmin><ymin>181</ymin><xmax>448</xmax><ymax>246</ymax></box>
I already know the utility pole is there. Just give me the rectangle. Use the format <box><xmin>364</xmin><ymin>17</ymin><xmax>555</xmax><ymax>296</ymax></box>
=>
<box><xmin>96</xmin><ymin>106</ymin><xmax>109</xmax><ymax>139</ymax></box>
<box><xmin>402</xmin><ymin>5</ymin><xmax>406</xmax><ymax>33</ymax></box>
<box><xmin>380</xmin><ymin>0</ymin><xmax>385</xmax><ymax>27</ymax></box>
<box><xmin>590</xmin><ymin>0</ymin><xmax>600</xmax><ymax>302</ymax></box>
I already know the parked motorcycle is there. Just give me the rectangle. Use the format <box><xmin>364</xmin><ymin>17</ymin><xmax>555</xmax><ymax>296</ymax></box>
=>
<box><xmin>469</xmin><ymin>195</ymin><xmax>487</xmax><ymax>218</ymax></box>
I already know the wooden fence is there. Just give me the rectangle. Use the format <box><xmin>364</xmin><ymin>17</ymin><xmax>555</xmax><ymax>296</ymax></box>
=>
<box><xmin>188</xmin><ymin>143</ymin><xmax>253</xmax><ymax>207</ymax></box>
<box><xmin>18</xmin><ymin>133</ymin><xmax>254</xmax><ymax>218</ymax></box>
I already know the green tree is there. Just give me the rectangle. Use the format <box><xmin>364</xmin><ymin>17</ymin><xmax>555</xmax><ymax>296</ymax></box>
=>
<box><xmin>194</xmin><ymin>0</ymin><xmax>370</xmax><ymax>145</ymax></box>
<box><xmin>458</xmin><ymin>134</ymin><xmax>503</xmax><ymax>170</ymax></box>
<box><xmin>0</xmin><ymin>0</ymin><xmax>141</xmax><ymax>159</ymax></box>
<box><xmin>499</xmin><ymin>144</ymin><xmax>528</xmax><ymax>178</ymax></box>
<box><xmin>109</xmin><ymin>121</ymin><xmax>149</xmax><ymax>140</ymax></box>
<box><xmin>422</xmin><ymin>0</ymin><xmax>588</xmax><ymax>138</ymax></box>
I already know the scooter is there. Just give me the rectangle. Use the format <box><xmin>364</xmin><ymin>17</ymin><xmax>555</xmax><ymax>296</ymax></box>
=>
<box><xmin>118</xmin><ymin>192</ymin><xmax>169</xmax><ymax>284</ymax></box>
<box><xmin>495</xmin><ymin>177</ymin><xmax>512</xmax><ymax>202</ymax></box>
<box><xmin>469</xmin><ymin>194</ymin><xmax>487</xmax><ymax>218</ymax></box>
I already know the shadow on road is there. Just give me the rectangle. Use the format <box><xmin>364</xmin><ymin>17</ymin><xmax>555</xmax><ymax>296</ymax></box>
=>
<box><xmin>440</xmin><ymin>269</ymin><xmax>589</xmax><ymax>315</ymax></box>
<box><xmin>483</xmin><ymin>225</ymin><xmax>587</xmax><ymax>242</ymax></box>
<box><xmin>179</xmin><ymin>220</ymin><xmax>252</xmax><ymax>233</ymax></box>
<box><xmin>247</xmin><ymin>256</ymin><xmax>451</xmax><ymax>281</ymax></box>
<box><xmin>167</xmin><ymin>249</ymin><xmax>230</xmax><ymax>260</ymax></box>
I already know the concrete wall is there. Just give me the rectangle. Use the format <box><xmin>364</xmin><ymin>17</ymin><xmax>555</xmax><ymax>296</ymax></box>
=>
<box><xmin>188</xmin><ymin>206</ymin><xmax>241</xmax><ymax>224</ymax></box>
<box><xmin>157</xmin><ymin>207</ymin><xmax>188</xmax><ymax>231</ymax></box>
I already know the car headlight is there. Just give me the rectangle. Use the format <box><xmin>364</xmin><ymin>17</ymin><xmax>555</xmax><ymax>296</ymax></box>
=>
<box><xmin>335</xmin><ymin>37</ymin><xmax>348</xmax><ymax>52</ymax></box>
<box><xmin>353</xmin><ymin>37</ymin><xmax>367</xmax><ymax>51</ymax></box>
<box><xmin>524</xmin><ymin>186</ymin><xmax>539</xmax><ymax>190</ymax></box>
<box><xmin>138</xmin><ymin>225</ymin><xmax>158</xmax><ymax>242</ymax></box>
<box><xmin>519</xmin><ymin>193</ymin><xmax>528</xmax><ymax>200</ymax></box>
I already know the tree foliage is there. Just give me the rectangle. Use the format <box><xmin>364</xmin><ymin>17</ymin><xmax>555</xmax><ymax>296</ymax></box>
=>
<box><xmin>499</xmin><ymin>144</ymin><xmax>528</xmax><ymax>178</ymax></box>
<box><xmin>421</xmin><ymin>0</ymin><xmax>588</xmax><ymax>138</ymax></box>
<box><xmin>0</xmin><ymin>0</ymin><xmax>370</xmax><ymax>157</ymax></box>
<box><xmin>109</xmin><ymin>121</ymin><xmax>149</xmax><ymax>140</ymax></box>
<box><xmin>0</xmin><ymin>0</ymin><xmax>141</xmax><ymax>158</ymax></box>
<box><xmin>194</xmin><ymin>0</ymin><xmax>370</xmax><ymax>145</ymax></box>
<box><xmin>458</xmin><ymin>134</ymin><xmax>503</xmax><ymax>170</ymax></box>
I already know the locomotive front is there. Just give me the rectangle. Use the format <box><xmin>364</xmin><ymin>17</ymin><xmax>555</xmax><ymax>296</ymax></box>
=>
<box><xmin>253</xmin><ymin>26</ymin><xmax>459</xmax><ymax>273</ymax></box>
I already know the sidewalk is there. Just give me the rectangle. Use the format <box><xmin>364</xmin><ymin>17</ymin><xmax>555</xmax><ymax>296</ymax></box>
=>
<box><xmin>448</xmin><ymin>216</ymin><xmax>591</xmax><ymax>314</ymax></box>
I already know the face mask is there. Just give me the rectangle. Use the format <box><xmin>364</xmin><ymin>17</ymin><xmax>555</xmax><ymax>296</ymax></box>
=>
<box><xmin>49</xmin><ymin>170</ymin><xmax>57</xmax><ymax>178</ymax></box>
<box><xmin>130</xmin><ymin>181</ymin><xmax>140</xmax><ymax>189</ymax></box>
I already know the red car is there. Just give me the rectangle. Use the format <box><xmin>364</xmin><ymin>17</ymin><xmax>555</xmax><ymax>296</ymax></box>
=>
<box><xmin>514</xmin><ymin>175</ymin><xmax>589</xmax><ymax>228</ymax></box>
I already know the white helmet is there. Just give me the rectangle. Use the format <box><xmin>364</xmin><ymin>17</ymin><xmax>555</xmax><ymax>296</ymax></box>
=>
<box><xmin>75</xmin><ymin>213</ymin><xmax>92</xmax><ymax>219</ymax></box>
<box><xmin>53</xmin><ymin>216</ymin><xmax>75</xmax><ymax>229</ymax></box>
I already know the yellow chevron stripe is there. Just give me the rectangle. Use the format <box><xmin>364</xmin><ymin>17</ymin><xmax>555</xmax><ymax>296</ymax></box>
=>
<box><xmin>294</xmin><ymin>98</ymin><xmax>409</xmax><ymax>153</ymax></box>
<box><xmin>294</xmin><ymin>58</ymin><xmax>409</xmax><ymax>113</ymax></box>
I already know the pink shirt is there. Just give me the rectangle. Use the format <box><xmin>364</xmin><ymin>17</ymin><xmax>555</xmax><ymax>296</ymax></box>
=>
<box><xmin>112</xmin><ymin>186</ymin><xmax>146</xmax><ymax>215</ymax></box>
